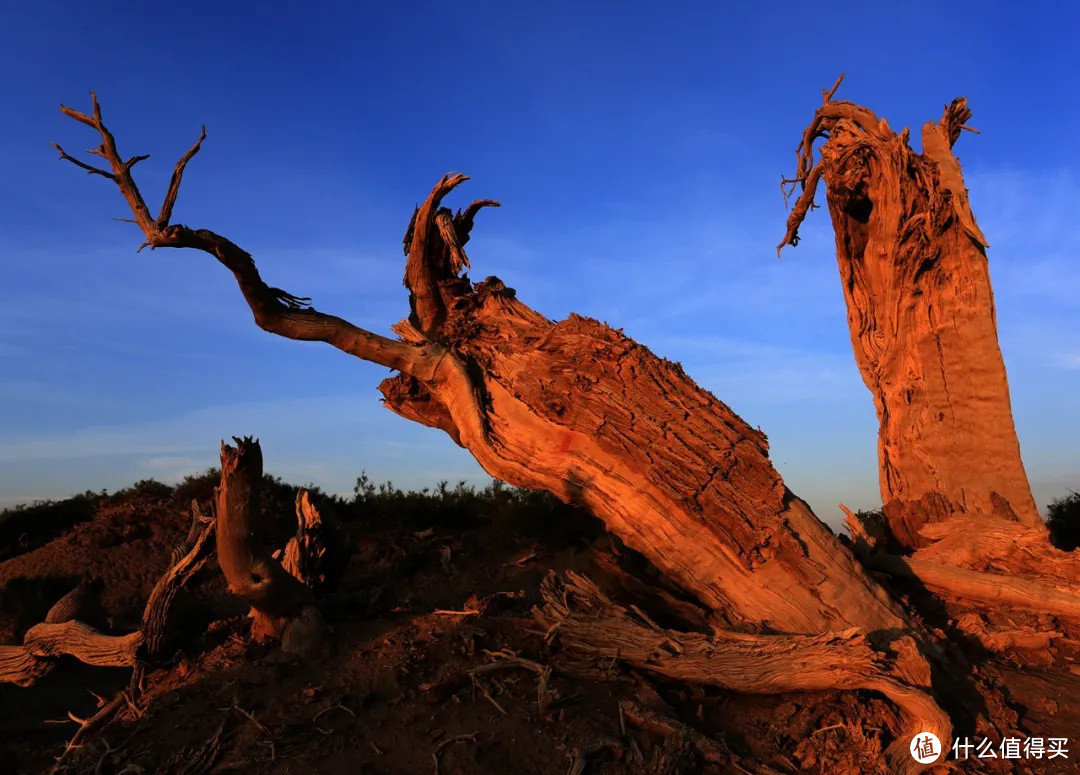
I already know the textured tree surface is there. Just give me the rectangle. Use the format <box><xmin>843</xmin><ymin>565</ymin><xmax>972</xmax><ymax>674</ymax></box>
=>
<box><xmin>779</xmin><ymin>77</ymin><xmax>1040</xmax><ymax>549</ymax></box>
<box><xmin>50</xmin><ymin>95</ymin><xmax>955</xmax><ymax>763</ymax></box>
<box><xmin>779</xmin><ymin>79</ymin><xmax>1080</xmax><ymax>641</ymax></box>
<box><xmin>275</xmin><ymin>490</ymin><xmax>347</xmax><ymax>593</ymax></box>
<box><xmin>384</xmin><ymin>176</ymin><xmax>920</xmax><ymax>640</ymax></box>
<box><xmin>534</xmin><ymin>572</ymin><xmax>949</xmax><ymax>753</ymax></box>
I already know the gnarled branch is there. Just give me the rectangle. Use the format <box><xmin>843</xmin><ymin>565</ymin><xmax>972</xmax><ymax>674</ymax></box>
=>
<box><xmin>139</xmin><ymin>502</ymin><xmax>216</xmax><ymax>659</ymax></box>
<box><xmin>402</xmin><ymin>174</ymin><xmax>498</xmax><ymax>339</ymax></box>
<box><xmin>54</xmin><ymin>94</ymin><xmax>438</xmax><ymax>380</ymax></box>
<box><xmin>0</xmin><ymin>504</ymin><xmax>214</xmax><ymax>685</ymax></box>
<box><xmin>776</xmin><ymin>75</ymin><xmax>892</xmax><ymax>256</ymax></box>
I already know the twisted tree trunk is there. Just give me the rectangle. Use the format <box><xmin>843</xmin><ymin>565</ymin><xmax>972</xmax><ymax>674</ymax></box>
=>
<box><xmin>778</xmin><ymin>79</ymin><xmax>1080</xmax><ymax>638</ymax></box>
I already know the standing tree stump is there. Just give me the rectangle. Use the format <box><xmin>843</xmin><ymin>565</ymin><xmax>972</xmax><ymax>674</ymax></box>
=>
<box><xmin>778</xmin><ymin>77</ymin><xmax>1080</xmax><ymax>637</ymax></box>
<box><xmin>215</xmin><ymin>438</ymin><xmax>326</xmax><ymax>656</ymax></box>
<box><xmin>778</xmin><ymin>75</ymin><xmax>1040</xmax><ymax>547</ymax></box>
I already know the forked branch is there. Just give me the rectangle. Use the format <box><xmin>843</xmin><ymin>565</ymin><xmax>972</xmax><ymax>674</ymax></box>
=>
<box><xmin>53</xmin><ymin>94</ymin><xmax>437</xmax><ymax>379</ymax></box>
<box><xmin>776</xmin><ymin>79</ymin><xmax>982</xmax><ymax>256</ymax></box>
<box><xmin>157</xmin><ymin>125</ymin><xmax>206</xmax><ymax>228</ymax></box>
<box><xmin>402</xmin><ymin>173</ymin><xmax>500</xmax><ymax>338</ymax></box>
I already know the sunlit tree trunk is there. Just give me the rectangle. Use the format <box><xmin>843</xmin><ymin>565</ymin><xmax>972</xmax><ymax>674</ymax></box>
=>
<box><xmin>779</xmin><ymin>79</ymin><xmax>1040</xmax><ymax>550</ymax></box>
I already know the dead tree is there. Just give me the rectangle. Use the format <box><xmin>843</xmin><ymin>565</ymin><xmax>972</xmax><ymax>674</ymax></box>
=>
<box><xmin>534</xmin><ymin>572</ymin><xmax>948</xmax><ymax>751</ymax></box>
<box><xmin>54</xmin><ymin>93</ymin><xmax>991</xmax><ymax>770</ymax></box>
<box><xmin>778</xmin><ymin>75</ymin><xmax>1040</xmax><ymax>546</ymax></box>
<box><xmin>778</xmin><ymin>78</ymin><xmax>1080</xmax><ymax>629</ymax></box>
<box><xmin>275</xmin><ymin>490</ymin><xmax>345</xmax><ymax>593</ymax></box>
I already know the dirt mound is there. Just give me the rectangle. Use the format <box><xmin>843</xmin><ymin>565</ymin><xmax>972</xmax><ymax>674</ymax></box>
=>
<box><xmin>2</xmin><ymin>478</ymin><xmax>1078</xmax><ymax>774</ymax></box>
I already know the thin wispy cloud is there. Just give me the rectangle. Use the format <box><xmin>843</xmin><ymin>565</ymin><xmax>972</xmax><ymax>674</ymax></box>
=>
<box><xmin>1</xmin><ymin>3</ymin><xmax>1077</xmax><ymax>525</ymax></box>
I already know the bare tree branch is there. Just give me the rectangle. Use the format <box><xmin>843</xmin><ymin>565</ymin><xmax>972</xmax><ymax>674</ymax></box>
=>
<box><xmin>54</xmin><ymin>94</ymin><xmax>438</xmax><ymax>379</ymax></box>
<box><xmin>454</xmin><ymin>199</ymin><xmax>500</xmax><ymax>245</ymax></box>
<box><xmin>822</xmin><ymin>72</ymin><xmax>846</xmax><ymax>104</ymax></box>
<box><xmin>776</xmin><ymin>79</ymin><xmax>889</xmax><ymax>256</ymax></box>
<box><xmin>157</xmin><ymin>126</ymin><xmax>206</xmax><ymax>227</ymax></box>
<box><xmin>51</xmin><ymin>142</ymin><xmax>114</xmax><ymax>179</ymax></box>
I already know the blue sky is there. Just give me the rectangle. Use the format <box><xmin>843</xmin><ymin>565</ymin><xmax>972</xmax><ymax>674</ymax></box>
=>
<box><xmin>1</xmin><ymin>1</ymin><xmax>1078</xmax><ymax>526</ymax></box>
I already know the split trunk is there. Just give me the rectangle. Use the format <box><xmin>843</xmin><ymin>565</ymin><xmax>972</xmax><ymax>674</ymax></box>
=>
<box><xmin>778</xmin><ymin>82</ymin><xmax>1080</xmax><ymax>635</ymax></box>
<box><xmin>779</xmin><ymin>84</ymin><xmax>1041</xmax><ymax>548</ymax></box>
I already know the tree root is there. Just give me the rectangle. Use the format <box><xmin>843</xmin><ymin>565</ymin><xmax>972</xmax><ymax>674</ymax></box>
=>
<box><xmin>534</xmin><ymin>571</ymin><xmax>950</xmax><ymax>775</ymax></box>
<box><xmin>0</xmin><ymin>507</ymin><xmax>214</xmax><ymax>686</ymax></box>
<box><xmin>869</xmin><ymin>554</ymin><xmax>1080</xmax><ymax>622</ymax></box>
<box><xmin>472</xmin><ymin>648</ymin><xmax>554</xmax><ymax>714</ymax></box>
<box><xmin>48</xmin><ymin>692</ymin><xmax>127</xmax><ymax>774</ymax></box>
<box><xmin>848</xmin><ymin>512</ymin><xmax>1080</xmax><ymax>643</ymax></box>
<box><xmin>432</xmin><ymin>732</ymin><xmax>477</xmax><ymax>775</ymax></box>
<box><xmin>619</xmin><ymin>700</ymin><xmax>738</xmax><ymax>768</ymax></box>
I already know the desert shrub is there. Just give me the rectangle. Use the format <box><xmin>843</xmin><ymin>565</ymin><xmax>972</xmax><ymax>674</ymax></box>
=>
<box><xmin>347</xmin><ymin>472</ymin><xmax>602</xmax><ymax>542</ymax></box>
<box><xmin>111</xmin><ymin>478</ymin><xmax>174</xmax><ymax>502</ymax></box>
<box><xmin>0</xmin><ymin>468</ymin><xmax>604</xmax><ymax>563</ymax></box>
<box><xmin>348</xmin><ymin>473</ymin><xmax>491</xmax><ymax>527</ymax></box>
<box><xmin>1047</xmin><ymin>491</ymin><xmax>1080</xmax><ymax>551</ymax></box>
<box><xmin>171</xmin><ymin>468</ymin><xmax>220</xmax><ymax>507</ymax></box>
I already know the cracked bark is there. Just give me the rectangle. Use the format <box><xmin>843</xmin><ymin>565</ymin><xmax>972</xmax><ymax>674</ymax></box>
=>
<box><xmin>779</xmin><ymin>77</ymin><xmax>1040</xmax><ymax>548</ymax></box>
<box><xmin>780</xmin><ymin>78</ymin><xmax>1080</xmax><ymax>638</ymax></box>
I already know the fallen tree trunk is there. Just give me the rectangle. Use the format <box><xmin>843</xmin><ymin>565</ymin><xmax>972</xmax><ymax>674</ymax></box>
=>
<box><xmin>0</xmin><ymin>506</ymin><xmax>214</xmax><ymax>686</ymax></box>
<box><xmin>23</xmin><ymin>621</ymin><xmax>140</xmax><ymax>666</ymax></box>
<box><xmin>0</xmin><ymin>643</ymin><xmax>52</xmax><ymax>686</ymax></box>
<box><xmin>53</xmin><ymin>96</ymin><xmax>920</xmax><ymax>641</ymax></box>
<box><xmin>536</xmin><ymin>572</ymin><xmax>949</xmax><ymax>769</ymax></box>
